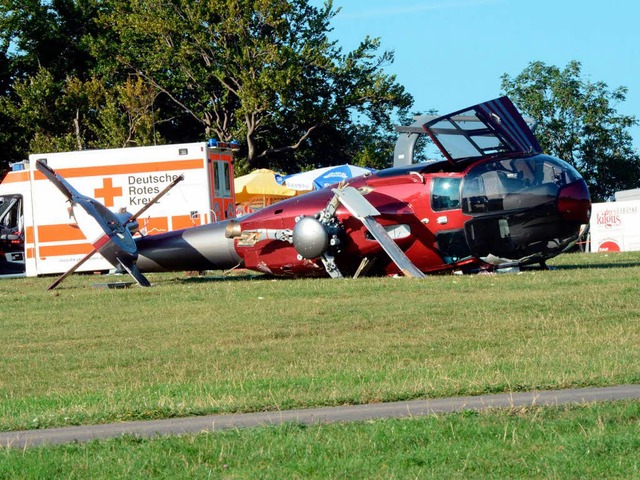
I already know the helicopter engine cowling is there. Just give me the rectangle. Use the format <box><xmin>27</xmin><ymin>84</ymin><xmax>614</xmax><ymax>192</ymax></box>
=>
<box><xmin>292</xmin><ymin>216</ymin><xmax>330</xmax><ymax>259</ymax></box>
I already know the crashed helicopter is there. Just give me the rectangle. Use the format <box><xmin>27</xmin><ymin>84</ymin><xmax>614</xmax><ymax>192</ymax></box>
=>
<box><xmin>37</xmin><ymin>96</ymin><xmax>591</xmax><ymax>288</ymax></box>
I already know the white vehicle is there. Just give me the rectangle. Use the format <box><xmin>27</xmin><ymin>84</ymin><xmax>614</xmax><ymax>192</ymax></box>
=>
<box><xmin>0</xmin><ymin>141</ymin><xmax>236</xmax><ymax>277</ymax></box>
<box><xmin>589</xmin><ymin>200</ymin><xmax>640</xmax><ymax>253</ymax></box>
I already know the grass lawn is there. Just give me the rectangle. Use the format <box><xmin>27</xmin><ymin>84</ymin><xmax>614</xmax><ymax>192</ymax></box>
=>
<box><xmin>1</xmin><ymin>401</ymin><xmax>639</xmax><ymax>478</ymax></box>
<box><xmin>0</xmin><ymin>251</ymin><xmax>639</xmax><ymax>476</ymax></box>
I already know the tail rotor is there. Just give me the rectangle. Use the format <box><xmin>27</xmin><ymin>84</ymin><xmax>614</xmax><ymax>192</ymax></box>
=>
<box><xmin>36</xmin><ymin>160</ymin><xmax>182</xmax><ymax>289</ymax></box>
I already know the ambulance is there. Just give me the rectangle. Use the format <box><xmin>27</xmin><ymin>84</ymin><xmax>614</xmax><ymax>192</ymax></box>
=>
<box><xmin>0</xmin><ymin>141</ymin><xmax>237</xmax><ymax>277</ymax></box>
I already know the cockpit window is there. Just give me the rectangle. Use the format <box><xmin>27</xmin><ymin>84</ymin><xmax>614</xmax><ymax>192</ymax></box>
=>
<box><xmin>426</xmin><ymin>113</ymin><xmax>511</xmax><ymax>161</ymax></box>
<box><xmin>462</xmin><ymin>155</ymin><xmax>581</xmax><ymax>215</ymax></box>
<box><xmin>431</xmin><ymin>177</ymin><xmax>461</xmax><ymax>211</ymax></box>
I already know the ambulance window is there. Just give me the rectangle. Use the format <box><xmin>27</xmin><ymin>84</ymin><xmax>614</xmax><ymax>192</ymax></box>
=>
<box><xmin>0</xmin><ymin>195</ymin><xmax>23</xmax><ymax>233</ymax></box>
<box><xmin>431</xmin><ymin>178</ymin><xmax>461</xmax><ymax>211</ymax></box>
<box><xmin>215</xmin><ymin>161</ymin><xmax>231</xmax><ymax>198</ymax></box>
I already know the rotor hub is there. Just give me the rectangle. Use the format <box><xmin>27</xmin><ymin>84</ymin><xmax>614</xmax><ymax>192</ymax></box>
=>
<box><xmin>292</xmin><ymin>216</ymin><xmax>330</xmax><ymax>259</ymax></box>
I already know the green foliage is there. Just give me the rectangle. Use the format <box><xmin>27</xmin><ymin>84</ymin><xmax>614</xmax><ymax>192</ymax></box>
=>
<box><xmin>0</xmin><ymin>0</ymin><xmax>162</xmax><ymax>163</ymax></box>
<box><xmin>0</xmin><ymin>68</ymin><xmax>73</xmax><ymax>153</ymax></box>
<box><xmin>0</xmin><ymin>0</ymin><xmax>100</xmax><ymax>78</ymax></box>
<box><xmin>101</xmin><ymin>0</ymin><xmax>412</xmax><ymax>170</ymax></box>
<box><xmin>0</xmin><ymin>0</ymin><xmax>411</xmax><ymax>173</ymax></box>
<box><xmin>501</xmin><ymin>61</ymin><xmax>640</xmax><ymax>201</ymax></box>
<box><xmin>61</xmin><ymin>76</ymin><xmax>163</xmax><ymax>149</ymax></box>
<box><xmin>1</xmin><ymin>68</ymin><xmax>161</xmax><ymax>154</ymax></box>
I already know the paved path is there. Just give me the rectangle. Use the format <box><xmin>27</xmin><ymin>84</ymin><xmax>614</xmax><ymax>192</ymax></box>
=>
<box><xmin>2</xmin><ymin>384</ymin><xmax>639</xmax><ymax>448</ymax></box>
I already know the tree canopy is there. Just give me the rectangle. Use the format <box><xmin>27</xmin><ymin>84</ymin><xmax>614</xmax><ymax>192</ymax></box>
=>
<box><xmin>501</xmin><ymin>60</ymin><xmax>640</xmax><ymax>201</ymax></box>
<box><xmin>1</xmin><ymin>2</ymin><xmax>638</xmax><ymax>197</ymax></box>
<box><xmin>0</xmin><ymin>0</ymin><xmax>412</xmax><ymax>175</ymax></box>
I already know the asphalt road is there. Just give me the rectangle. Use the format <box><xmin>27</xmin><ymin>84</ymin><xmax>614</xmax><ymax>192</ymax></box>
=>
<box><xmin>2</xmin><ymin>384</ymin><xmax>639</xmax><ymax>449</ymax></box>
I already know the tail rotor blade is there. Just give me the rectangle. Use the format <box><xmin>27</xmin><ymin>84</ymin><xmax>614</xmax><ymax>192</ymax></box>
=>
<box><xmin>36</xmin><ymin>160</ymin><xmax>87</xmax><ymax>202</ymax></box>
<box><xmin>117</xmin><ymin>258</ymin><xmax>151</xmax><ymax>287</ymax></box>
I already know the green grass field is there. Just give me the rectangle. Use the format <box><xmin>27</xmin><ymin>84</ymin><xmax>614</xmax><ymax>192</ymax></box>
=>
<box><xmin>1</xmin><ymin>251</ymin><xmax>639</xmax><ymax>477</ymax></box>
<box><xmin>2</xmin><ymin>401</ymin><xmax>639</xmax><ymax>478</ymax></box>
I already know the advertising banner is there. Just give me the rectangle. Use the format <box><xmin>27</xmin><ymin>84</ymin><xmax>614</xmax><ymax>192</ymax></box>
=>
<box><xmin>590</xmin><ymin>200</ymin><xmax>640</xmax><ymax>252</ymax></box>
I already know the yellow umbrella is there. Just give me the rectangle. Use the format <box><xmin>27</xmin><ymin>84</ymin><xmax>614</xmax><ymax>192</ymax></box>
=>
<box><xmin>234</xmin><ymin>169</ymin><xmax>300</xmax><ymax>203</ymax></box>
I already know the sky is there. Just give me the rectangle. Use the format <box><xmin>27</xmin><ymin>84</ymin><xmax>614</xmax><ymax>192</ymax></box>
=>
<box><xmin>310</xmin><ymin>0</ymin><xmax>640</xmax><ymax>150</ymax></box>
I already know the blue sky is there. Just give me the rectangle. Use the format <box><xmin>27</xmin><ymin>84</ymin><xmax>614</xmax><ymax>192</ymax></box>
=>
<box><xmin>312</xmin><ymin>0</ymin><xmax>640</xmax><ymax>149</ymax></box>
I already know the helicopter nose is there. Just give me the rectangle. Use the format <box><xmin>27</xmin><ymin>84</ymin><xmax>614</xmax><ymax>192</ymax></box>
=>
<box><xmin>558</xmin><ymin>179</ymin><xmax>591</xmax><ymax>223</ymax></box>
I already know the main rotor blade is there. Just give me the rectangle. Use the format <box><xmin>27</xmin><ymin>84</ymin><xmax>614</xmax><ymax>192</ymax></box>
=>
<box><xmin>332</xmin><ymin>186</ymin><xmax>425</xmax><ymax>279</ymax></box>
<box><xmin>128</xmin><ymin>175</ymin><xmax>184</xmax><ymax>223</ymax></box>
<box><xmin>47</xmin><ymin>248</ymin><xmax>98</xmax><ymax>290</ymax></box>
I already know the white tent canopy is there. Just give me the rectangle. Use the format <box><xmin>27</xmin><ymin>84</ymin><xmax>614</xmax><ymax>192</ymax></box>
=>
<box><xmin>276</xmin><ymin>164</ymin><xmax>375</xmax><ymax>191</ymax></box>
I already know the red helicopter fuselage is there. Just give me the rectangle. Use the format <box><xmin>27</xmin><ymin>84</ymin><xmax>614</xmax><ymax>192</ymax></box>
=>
<box><xmin>135</xmin><ymin>96</ymin><xmax>592</xmax><ymax>280</ymax></box>
<box><xmin>231</xmin><ymin>153</ymin><xmax>590</xmax><ymax>277</ymax></box>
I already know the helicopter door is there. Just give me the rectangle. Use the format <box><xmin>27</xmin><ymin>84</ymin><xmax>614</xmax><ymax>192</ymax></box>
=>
<box><xmin>430</xmin><ymin>177</ymin><xmax>471</xmax><ymax>264</ymax></box>
<box><xmin>422</xmin><ymin>96</ymin><xmax>541</xmax><ymax>166</ymax></box>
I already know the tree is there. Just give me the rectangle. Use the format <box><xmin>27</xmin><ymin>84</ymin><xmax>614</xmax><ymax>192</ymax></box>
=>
<box><xmin>0</xmin><ymin>44</ymin><xmax>21</xmax><ymax>165</ymax></box>
<box><xmin>501</xmin><ymin>60</ymin><xmax>640</xmax><ymax>201</ymax></box>
<box><xmin>0</xmin><ymin>0</ymin><xmax>100</xmax><ymax>165</ymax></box>
<box><xmin>0</xmin><ymin>0</ymin><xmax>99</xmax><ymax>78</ymax></box>
<box><xmin>0</xmin><ymin>0</ymin><xmax>412</xmax><ymax>174</ymax></box>
<box><xmin>103</xmin><ymin>0</ymin><xmax>412</xmax><ymax>172</ymax></box>
<box><xmin>0</xmin><ymin>0</ymin><xmax>161</xmax><ymax>169</ymax></box>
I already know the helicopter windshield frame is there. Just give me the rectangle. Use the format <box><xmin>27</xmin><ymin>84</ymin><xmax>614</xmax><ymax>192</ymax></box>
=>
<box><xmin>422</xmin><ymin>96</ymin><xmax>542</xmax><ymax>165</ymax></box>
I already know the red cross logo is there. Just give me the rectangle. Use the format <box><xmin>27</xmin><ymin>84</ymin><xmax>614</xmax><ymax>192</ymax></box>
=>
<box><xmin>94</xmin><ymin>178</ymin><xmax>123</xmax><ymax>207</ymax></box>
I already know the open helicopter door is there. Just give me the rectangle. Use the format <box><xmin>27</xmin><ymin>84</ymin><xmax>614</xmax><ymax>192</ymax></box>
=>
<box><xmin>422</xmin><ymin>96</ymin><xmax>542</xmax><ymax>166</ymax></box>
<box><xmin>394</xmin><ymin>97</ymin><xmax>539</xmax><ymax>167</ymax></box>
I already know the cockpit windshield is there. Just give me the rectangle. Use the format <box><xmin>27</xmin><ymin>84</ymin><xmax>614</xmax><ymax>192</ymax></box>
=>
<box><xmin>461</xmin><ymin>154</ymin><xmax>586</xmax><ymax>262</ymax></box>
<box><xmin>462</xmin><ymin>155</ymin><xmax>582</xmax><ymax>215</ymax></box>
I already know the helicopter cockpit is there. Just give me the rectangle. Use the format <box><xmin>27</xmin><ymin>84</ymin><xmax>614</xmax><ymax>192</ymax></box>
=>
<box><xmin>421</xmin><ymin>96</ymin><xmax>591</xmax><ymax>265</ymax></box>
<box><xmin>461</xmin><ymin>154</ymin><xmax>589</xmax><ymax>262</ymax></box>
